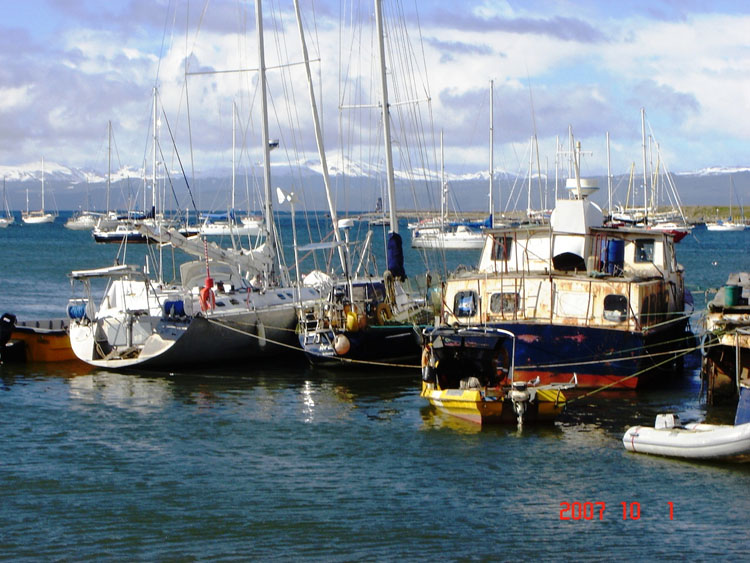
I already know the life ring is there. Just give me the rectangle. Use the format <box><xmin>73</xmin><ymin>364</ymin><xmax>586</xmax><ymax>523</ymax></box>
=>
<box><xmin>376</xmin><ymin>302</ymin><xmax>393</xmax><ymax>324</ymax></box>
<box><xmin>200</xmin><ymin>287</ymin><xmax>216</xmax><ymax>311</ymax></box>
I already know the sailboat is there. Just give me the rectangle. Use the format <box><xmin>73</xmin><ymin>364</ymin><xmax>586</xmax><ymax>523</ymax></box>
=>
<box><xmin>21</xmin><ymin>158</ymin><xmax>56</xmax><ymax>224</ymax></box>
<box><xmin>296</xmin><ymin>0</ymin><xmax>435</xmax><ymax>366</ymax></box>
<box><xmin>706</xmin><ymin>176</ymin><xmax>746</xmax><ymax>231</ymax></box>
<box><xmin>67</xmin><ymin>4</ymin><xmax>318</xmax><ymax>369</ymax></box>
<box><xmin>0</xmin><ymin>178</ymin><xmax>14</xmax><ymax>228</ymax></box>
<box><xmin>65</xmin><ymin>180</ymin><xmax>100</xmax><ymax>230</ymax></box>
<box><xmin>411</xmin><ymin>132</ymin><xmax>487</xmax><ymax>250</ymax></box>
<box><xmin>610</xmin><ymin>109</ymin><xmax>692</xmax><ymax>241</ymax></box>
<box><xmin>199</xmin><ymin>102</ymin><xmax>263</xmax><ymax>238</ymax></box>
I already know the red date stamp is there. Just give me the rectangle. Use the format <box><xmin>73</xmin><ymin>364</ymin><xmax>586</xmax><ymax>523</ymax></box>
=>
<box><xmin>559</xmin><ymin>501</ymin><xmax>674</xmax><ymax>520</ymax></box>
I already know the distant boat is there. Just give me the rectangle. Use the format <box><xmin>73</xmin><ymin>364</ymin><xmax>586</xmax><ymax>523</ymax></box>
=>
<box><xmin>410</xmin><ymin>131</ymin><xmax>488</xmax><ymax>250</ymax></box>
<box><xmin>21</xmin><ymin>157</ymin><xmax>56</xmax><ymax>224</ymax></box>
<box><xmin>0</xmin><ymin>178</ymin><xmax>14</xmax><ymax>228</ymax></box>
<box><xmin>705</xmin><ymin>176</ymin><xmax>745</xmax><ymax>231</ymax></box>
<box><xmin>65</xmin><ymin>211</ymin><xmax>99</xmax><ymax>230</ymax></box>
<box><xmin>65</xmin><ymin>181</ymin><xmax>100</xmax><ymax>230</ymax></box>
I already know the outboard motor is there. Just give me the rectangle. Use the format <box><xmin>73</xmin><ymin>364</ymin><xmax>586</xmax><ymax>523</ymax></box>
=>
<box><xmin>1</xmin><ymin>313</ymin><xmax>18</xmax><ymax>360</ymax></box>
<box><xmin>0</xmin><ymin>313</ymin><xmax>17</xmax><ymax>349</ymax></box>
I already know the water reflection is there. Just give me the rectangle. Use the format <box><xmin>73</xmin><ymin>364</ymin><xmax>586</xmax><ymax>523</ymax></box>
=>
<box><xmin>68</xmin><ymin>371</ymin><xmax>173</xmax><ymax>414</ymax></box>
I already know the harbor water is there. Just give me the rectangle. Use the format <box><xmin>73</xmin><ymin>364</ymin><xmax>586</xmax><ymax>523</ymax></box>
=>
<box><xmin>2</xmin><ymin>215</ymin><xmax>750</xmax><ymax>560</ymax></box>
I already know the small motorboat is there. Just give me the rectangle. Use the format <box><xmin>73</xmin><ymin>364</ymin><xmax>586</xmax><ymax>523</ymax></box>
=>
<box><xmin>623</xmin><ymin>385</ymin><xmax>750</xmax><ymax>462</ymax></box>
<box><xmin>420</xmin><ymin>326</ymin><xmax>575</xmax><ymax>426</ymax></box>
<box><xmin>0</xmin><ymin>312</ymin><xmax>78</xmax><ymax>362</ymax></box>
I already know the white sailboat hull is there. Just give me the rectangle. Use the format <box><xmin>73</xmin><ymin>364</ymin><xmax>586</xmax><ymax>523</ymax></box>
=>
<box><xmin>706</xmin><ymin>223</ymin><xmax>746</xmax><ymax>231</ymax></box>
<box><xmin>411</xmin><ymin>229</ymin><xmax>486</xmax><ymax>249</ymax></box>
<box><xmin>65</xmin><ymin>214</ymin><xmax>98</xmax><ymax>230</ymax></box>
<box><xmin>623</xmin><ymin>421</ymin><xmax>750</xmax><ymax>461</ymax></box>
<box><xmin>69</xmin><ymin>280</ymin><xmax>319</xmax><ymax>369</ymax></box>
<box><xmin>22</xmin><ymin>212</ymin><xmax>55</xmax><ymax>224</ymax></box>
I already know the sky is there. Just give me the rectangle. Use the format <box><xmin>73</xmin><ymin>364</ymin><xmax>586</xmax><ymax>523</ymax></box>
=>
<box><xmin>2</xmin><ymin>0</ymin><xmax>750</xmax><ymax>185</ymax></box>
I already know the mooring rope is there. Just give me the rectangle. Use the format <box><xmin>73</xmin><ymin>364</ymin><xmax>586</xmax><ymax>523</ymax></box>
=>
<box><xmin>204</xmin><ymin>317</ymin><xmax>421</xmax><ymax>369</ymax></box>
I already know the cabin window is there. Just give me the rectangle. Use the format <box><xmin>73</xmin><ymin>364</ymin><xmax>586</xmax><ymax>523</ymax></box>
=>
<box><xmin>635</xmin><ymin>239</ymin><xmax>654</xmax><ymax>263</ymax></box>
<box><xmin>490</xmin><ymin>292</ymin><xmax>519</xmax><ymax>314</ymax></box>
<box><xmin>493</xmin><ymin>235</ymin><xmax>513</xmax><ymax>261</ymax></box>
<box><xmin>603</xmin><ymin>294</ymin><xmax>628</xmax><ymax>322</ymax></box>
<box><xmin>453</xmin><ymin>291</ymin><xmax>478</xmax><ymax>318</ymax></box>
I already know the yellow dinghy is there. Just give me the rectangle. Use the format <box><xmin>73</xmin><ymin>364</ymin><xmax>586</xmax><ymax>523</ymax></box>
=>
<box><xmin>420</xmin><ymin>326</ymin><xmax>574</xmax><ymax>426</ymax></box>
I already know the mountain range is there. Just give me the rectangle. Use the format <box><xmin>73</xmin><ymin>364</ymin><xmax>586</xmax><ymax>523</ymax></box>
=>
<box><xmin>2</xmin><ymin>159</ymin><xmax>749</xmax><ymax>214</ymax></box>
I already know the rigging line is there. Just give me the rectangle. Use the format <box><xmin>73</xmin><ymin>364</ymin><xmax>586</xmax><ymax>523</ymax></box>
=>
<box><xmin>160</xmin><ymin>105</ymin><xmax>198</xmax><ymax>215</ymax></box>
<box><xmin>205</xmin><ymin>317</ymin><xmax>419</xmax><ymax>368</ymax></box>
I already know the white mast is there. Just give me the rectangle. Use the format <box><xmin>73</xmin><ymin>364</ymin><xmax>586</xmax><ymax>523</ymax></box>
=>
<box><xmin>107</xmin><ymin>120</ymin><xmax>112</xmax><ymax>213</ymax></box>
<box><xmin>375</xmin><ymin>0</ymin><xmax>398</xmax><ymax>234</ymax></box>
<box><xmin>293</xmin><ymin>0</ymin><xmax>346</xmax><ymax>273</ymax></box>
<box><xmin>152</xmin><ymin>87</ymin><xmax>158</xmax><ymax>216</ymax></box>
<box><xmin>256</xmin><ymin>0</ymin><xmax>278</xmax><ymax>286</ymax></box>
<box><xmin>440</xmin><ymin>130</ymin><xmax>445</xmax><ymax>229</ymax></box>
<box><xmin>641</xmin><ymin>107</ymin><xmax>648</xmax><ymax>224</ymax></box>
<box><xmin>606</xmin><ymin>131</ymin><xmax>612</xmax><ymax>216</ymax></box>
<box><xmin>232</xmin><ymin>101</ymin><xmax>236</xmax><ymax>210</ymax></box>
<box><xmin>489</xmin><ymin>79</ymin><xmax>494</xmax><ymax>226</ymax></box>
<box><xmin>41</xmin><ymin>156</ymin><xmax>45</xmax><ymax>211</ymax></box>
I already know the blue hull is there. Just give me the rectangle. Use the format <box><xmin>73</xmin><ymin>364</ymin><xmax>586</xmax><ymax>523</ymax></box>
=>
<box><xmin>486</xmin><ymin>321</ymin><xmax>691</xmax><ymax>389</ymax></box>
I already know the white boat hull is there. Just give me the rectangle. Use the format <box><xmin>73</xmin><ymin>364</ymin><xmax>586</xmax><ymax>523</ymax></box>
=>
<box><xmin>411</xmin><ymin>231</ymin><xmax>485</xmax><ymax>249</ymax></box>
<box><xmin>22</xmin><ymin>213</ymin><xmax>55</xmax><ymax>224</ymax></box>
<box><xmin>706</xmin><ymin>223</ymin><xmax>746</xmax><ymax>231</ymax></box>
<box><xmin>623</xmin><ymin>421</ymin><xmax>750</xmax><ymax>461</ymax></box>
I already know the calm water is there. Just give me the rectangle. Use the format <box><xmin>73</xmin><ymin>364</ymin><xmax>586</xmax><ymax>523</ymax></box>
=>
<box><xmin>2</xmin><ymin>215</ymin><xmax>750</xmax><ymax>560</ymax></box>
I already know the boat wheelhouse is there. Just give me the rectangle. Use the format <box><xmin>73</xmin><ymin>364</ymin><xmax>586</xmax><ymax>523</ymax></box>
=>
<box><xmin>439</xmin><ymin>187</ymin><xmax>691</xmax><ymax>389</ymax></box>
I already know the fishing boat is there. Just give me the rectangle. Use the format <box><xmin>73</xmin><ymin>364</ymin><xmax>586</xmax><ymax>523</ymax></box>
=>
<box><xmin>438</xmin><ymin>143</ymin><xmax>692</xmax><ymax>390</ymax></box>
<box><xmin>0</xmin><ymin>313</ymin><xmax>77</xmax><ymax>362</ymax></box>
<box><xmin>701</xmin><ymin>273</ymin><xmax>750</xmax><ymax>405</ymax></box>
<box><xmin>21</xmin><ymin>157</ymin><xmax>56</xmax><ymax>224</ymax></box>
<box><xmin>420</xmin><ymin>326</ymin><xmax>574</xmax><ymax>425</ymax></box>
<box><xmin>622</xmin><ymin>385</ymin><xmax>750</xmax><ymax>461</ymax></box>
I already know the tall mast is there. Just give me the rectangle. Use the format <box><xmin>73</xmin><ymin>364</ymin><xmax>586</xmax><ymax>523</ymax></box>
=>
<box><xmin>152</xmin><ymin>87</ymin><xmax>158</xmax><ymax>214</ymax></box>
<box><xmin>375</xmin><ymin>0</ymin><xmax>398</xmax><ymax>234</ymax></box>
<box><xmin>293</xmin><ymin>0</ymin><xmax>346</xmax><ymax>273</ymax></box>
<box><xmin>641</xmin><ymin>107</ymin><xmax>648</xmax><ymax>223</ymax></box>
<box><xmin>107</xmin><ymin>120</ymin><xmax>112</xmax><ymax>213</ymax></box>
<box><xmin>489</xmin><ymin>79</ymin><xmax>494</xmax><ymax>226</ymax></box>
<box><xmin>606</xmin><ymin>131</ymin><xmax>612</xmax><ymax>216</ymax></box>
<box><xmin>41</xmin><ymin>156</ymin><xmax>45</xmax><ymax>211</ymax></box>
<box><xmin>256</xmin><ymin>0</ymin><xmax>277</xmax><ymax>285</ymax></box>
<box><xmin>232</xmin><ymin>101</ymin><xmax>236</xmax><ymax>210</ymax></box>
<box><xmin>440</xmin><ymin>130</ymin><xmax>445</xmax><ymax>228</ymax></box>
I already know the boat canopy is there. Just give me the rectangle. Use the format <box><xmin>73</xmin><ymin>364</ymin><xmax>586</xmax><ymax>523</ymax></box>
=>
<box><xmin>69</xmin><ymin>264</ymin><xmax>145</xmax><ymax>279</ymax></box>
